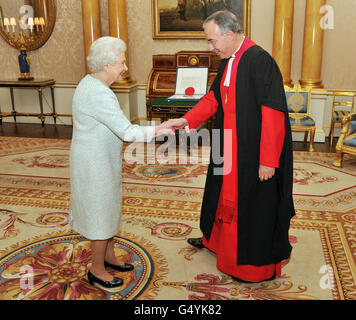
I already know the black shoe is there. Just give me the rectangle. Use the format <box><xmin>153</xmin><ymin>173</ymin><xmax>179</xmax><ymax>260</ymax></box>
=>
<box><xmin>232</xmin><ymin>271</ymin><xmax>276</xmax><ymax>283</ymax></box>
<box><xmin>104</xmin><ymin>261</ymin><xmax>134</xmax><ymax>272</ymax></box>
<box><xmin>187</xmin><ymin>237</ymin><xmax>205</xmax><ymax>249</ymax></box>
<box><xmin>87</xmin><ymin>270</ymin><xmax>123</xmax><ymax>289</ymax></box>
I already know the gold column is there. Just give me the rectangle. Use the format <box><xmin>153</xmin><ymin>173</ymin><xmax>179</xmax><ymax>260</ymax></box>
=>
<box><xmin>81</xmin><ymin>0</ymin><xmax>101</xmax><ymax>74</ymax></box>
<box><xmin>272</xmin><ymin>0</ymin><xmax>294</xmax><ymax>87</ymax></box>
<box><xmin>300</xmin><ymin>0</ymin><xmax>325</xmax><ymax>88</ymax></box>
<box><xmin>108</xmin><ymin>0</ymin><xmax>134</xmax><ymax>85</ymax></box>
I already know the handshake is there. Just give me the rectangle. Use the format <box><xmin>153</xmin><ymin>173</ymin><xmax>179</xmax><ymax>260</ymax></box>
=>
<box><xmin>154</xmin><ymin>118</ymin><xmax>189</xmax><ymax>137</ymax></box>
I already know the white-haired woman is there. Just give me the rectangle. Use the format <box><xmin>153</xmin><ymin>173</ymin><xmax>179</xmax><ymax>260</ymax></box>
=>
<box><xmin>69</xmin><ymin>36</ymin><xmax>173</xmax><ymax>290</ymax></box>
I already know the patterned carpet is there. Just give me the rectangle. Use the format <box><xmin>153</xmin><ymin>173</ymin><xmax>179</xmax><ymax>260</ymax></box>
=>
<box><xmin>0</xmin><ymin>137</ymin><xmax>355</xmax><ymax>300</ymax></box>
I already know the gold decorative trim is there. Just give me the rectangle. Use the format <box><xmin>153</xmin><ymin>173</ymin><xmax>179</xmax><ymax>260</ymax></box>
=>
<box><xmin>152</xmin><ymin>72</ymin><xmax>176</xmax><ymax>93</ymax></box>
<box><xmin>299</xmin><ymin>80</ymin><xmax>323</xmax><ymax>89</ymax></box>
<box><xmin>285</xmin><ymin>84</ymin><xmax>316</xmax><ymax>152</ymax></box>
<box><xmin>291</xmin><ymin>219</ymin><xmax>356</xmax><ymax>300</ymax></box>
<box><xmin>152</xmin><ymin>0</ymin><xmax>251</xmax><ymax>39</ymax></box>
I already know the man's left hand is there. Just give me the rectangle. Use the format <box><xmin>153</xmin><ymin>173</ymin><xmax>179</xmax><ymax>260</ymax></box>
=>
<box><xmin>259</xmin><ymin>165</ymin><xmax>275</xmax><ymax>181</ymax></box>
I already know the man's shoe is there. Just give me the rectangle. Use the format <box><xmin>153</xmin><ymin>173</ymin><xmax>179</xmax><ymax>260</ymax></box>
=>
<box><xmin>187</xmin><ymin>237</ymin><xmax>205</xmax><ymax>249</ymax></box>
<box><xmin>232</xmin><ymin>271</ymin><xmax>276</xmax><ymax>283</ymax></box>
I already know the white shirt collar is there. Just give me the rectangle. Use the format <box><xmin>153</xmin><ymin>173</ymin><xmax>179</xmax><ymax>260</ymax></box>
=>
<box><xmin>224</xmin><ymin>36</ymin><xmax>245</xmax><ymax>87</ymax></box>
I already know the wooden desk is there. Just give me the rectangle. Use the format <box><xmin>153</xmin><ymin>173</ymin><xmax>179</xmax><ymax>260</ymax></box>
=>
<box><xmin>147</xmin><ymin>97</ymin><xmax>195</xmax><ymax>119</ymax></box>
<box><xmin>0</xmin><ymin>79</ymin><xmax>56</xmax><ymax>126</ymax></box>
<box><xmin>146</xmin><ymin>97</ymin><xmax>214</xmax><ymax>131</ymax></box>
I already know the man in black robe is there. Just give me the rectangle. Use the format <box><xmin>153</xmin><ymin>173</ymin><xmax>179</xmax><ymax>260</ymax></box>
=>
<box><xmin>168</xmin><ymin>10</ymin><xmax>295</xmax><ymax>282</ymax></box>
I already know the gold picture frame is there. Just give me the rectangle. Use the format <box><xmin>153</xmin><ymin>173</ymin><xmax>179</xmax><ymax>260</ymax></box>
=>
<box><xmin>152</xmin><ymin>0</ymin><xmax>251</xmax><ymax>39</ymax></box>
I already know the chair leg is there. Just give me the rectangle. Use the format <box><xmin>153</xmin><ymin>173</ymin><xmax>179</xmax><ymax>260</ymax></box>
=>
<box><xmin>329</xmin><ymin>120</ymin><xmax>335</xmax><ymax>145</ymax></box>
<box><xmin>309</xmin><ymin>128</ymin><xmax>315</xmax><ymax>152</ymax></box>
<box><xmin>333</xmin><ymin>151</ymin><xmax>343</xmax><ymax>167</ymax></box>
<box><xmin>303</xmin><ymin>131</ymin><xmax>308</xmax><ymax>142</ymax></box>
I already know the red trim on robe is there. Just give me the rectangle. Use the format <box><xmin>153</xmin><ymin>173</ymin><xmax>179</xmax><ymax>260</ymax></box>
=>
<box><xmin>183</xmin><ymin>91</ymin><xmax>217</xmax><ymax>130</ymax></box>
<box><xmin>260</xmin><ymin>106</ymin><xmax>285</xmax><ymax>168</ymax></box>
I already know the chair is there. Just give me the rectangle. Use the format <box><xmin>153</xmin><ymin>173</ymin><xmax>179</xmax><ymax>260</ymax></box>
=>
<box><xmin>285</xmin><ymin>84</ymin><xmax>316</xmax><ymax>152</ymax></box>
<box><xmin>329</xmin><ymin>91</ymin><xmax>356</xmax><ymax>145</ymax></box>
<box><xmin>333</xmin><ymin>112</ymin><xmax>356</xmax><ymax>167</ymax></box>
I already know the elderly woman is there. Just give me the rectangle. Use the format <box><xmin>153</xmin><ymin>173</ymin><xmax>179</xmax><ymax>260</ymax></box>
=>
<box><xmin>69</xmin><ymin>36</ymin><xmax>173</xmax><ymax>290</ymax></box>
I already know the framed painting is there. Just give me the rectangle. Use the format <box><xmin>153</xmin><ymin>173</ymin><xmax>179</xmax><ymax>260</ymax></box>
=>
<box><xmin>152</xmin><ymin>0</ymin><xmax>251</xmax><ymax>39</ymax></box>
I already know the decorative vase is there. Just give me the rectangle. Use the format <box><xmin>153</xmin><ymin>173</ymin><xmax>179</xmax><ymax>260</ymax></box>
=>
<box><xmin>18</xmin><ymin>49</ymin><xmax>34</xmax><ymax>80</ymax></box>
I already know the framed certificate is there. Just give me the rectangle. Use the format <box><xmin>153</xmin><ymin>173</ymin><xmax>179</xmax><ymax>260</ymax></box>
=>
<box><xmin>167</xmin><ymin>67</ymin><xmax>208</xmax><ymax>101</ymax></box>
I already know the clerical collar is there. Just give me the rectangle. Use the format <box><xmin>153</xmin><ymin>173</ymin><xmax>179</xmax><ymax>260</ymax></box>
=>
<box><xmin>224</xmin><ymin>36</ymin><xmax>245</xmax><ymax>87</ymax></box>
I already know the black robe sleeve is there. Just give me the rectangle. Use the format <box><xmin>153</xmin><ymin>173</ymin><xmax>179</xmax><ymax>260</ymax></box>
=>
<box><xmin>254</xmin><ymin>50</ymin><xmax>289</xmax><ymax>113</ymax></box>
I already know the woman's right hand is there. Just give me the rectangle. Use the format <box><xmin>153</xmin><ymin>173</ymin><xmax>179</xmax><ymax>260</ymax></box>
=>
<box><xmin>154</xmin><ymin>122</ymin><xmax>175</xmax><ymax>137</ymax></box>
